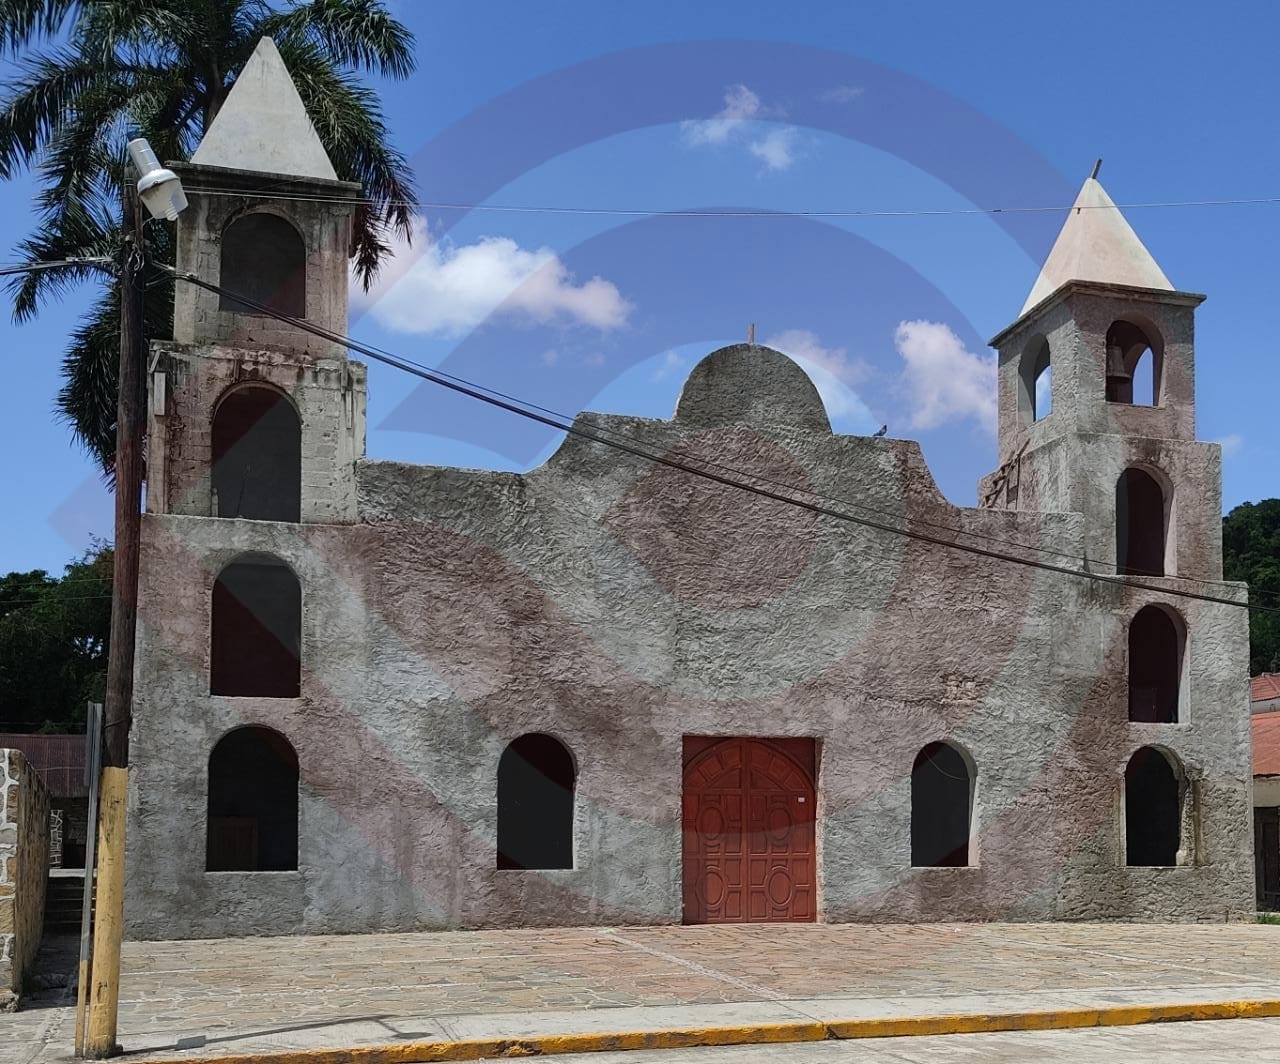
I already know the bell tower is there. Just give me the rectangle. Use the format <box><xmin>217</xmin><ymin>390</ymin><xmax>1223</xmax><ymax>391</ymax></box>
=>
<box><xmin>981</xmin><ymin>173</ymin><xmax>1221</xmax><ymax>581</ymax></box>
<box><xmin>146</xmin><ymin>37</ymin><xmax>367</xmax><ymax>524</ymax></box>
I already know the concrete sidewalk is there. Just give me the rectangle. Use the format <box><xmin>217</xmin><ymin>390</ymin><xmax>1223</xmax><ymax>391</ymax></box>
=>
<box><xmin>6</xmin><ymin>922</ymin><xmax>1280</xmax><ymax>1062</ymax></box>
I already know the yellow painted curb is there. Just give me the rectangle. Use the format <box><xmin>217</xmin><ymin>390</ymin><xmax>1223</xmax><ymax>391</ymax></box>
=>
<box><xmin>135</xmin><ymin>998</ymin><xmax>1280</xmax><ymax>1064</ymax></box>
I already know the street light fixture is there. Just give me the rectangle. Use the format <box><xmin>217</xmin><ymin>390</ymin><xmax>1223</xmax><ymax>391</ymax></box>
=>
<box><xmin>126</xmin><ymin>137</ymin><xmax>187</xmax><ymax>221</ymax></box>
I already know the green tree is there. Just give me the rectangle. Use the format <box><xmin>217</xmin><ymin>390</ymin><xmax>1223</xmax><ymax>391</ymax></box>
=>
<box><xmin>0</xmin><ymin>0</ymin><xmax>417</xmax><ymax>471</ymax></box>
<box><xmin>1223</xmin><ymin>499</ymin><xmax>1280</xmax><ymax>675</ymax></box>
<box><xmin>0</xmin><ymin>546</ymin><xmax>112</xmax><ymax>732</ymax></box>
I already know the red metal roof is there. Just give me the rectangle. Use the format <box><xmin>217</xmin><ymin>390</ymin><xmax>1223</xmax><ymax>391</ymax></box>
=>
<box><xmin>1254</xmin><ymin>714</ymin><xmax>1280</xmax><ymax>777</ymax></box>
<box><xmin>1254</xmin><ymin>674</ymin><xmax>1280</xmax><ymax>704</ymax></box>
<box><xmin>0</xmin><ymin>733</ymin><xmax>88</xmax><ymax>797</ymax></box>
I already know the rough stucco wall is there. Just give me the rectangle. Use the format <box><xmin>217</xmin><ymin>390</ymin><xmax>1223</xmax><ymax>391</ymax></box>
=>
<box><xmin>125</xmin><ymin>343</ymin><xmax>1255</xmax><ymax>940</ymax></box>
<box><xmin>1</xmin><ymin>750</ymin><xmax>50</xmax><ymax>1008</ymax></box>
<box><xmin>147</xmin><ymin>342</ymin><xmax>365</xmax><ymax>524</ymax></box>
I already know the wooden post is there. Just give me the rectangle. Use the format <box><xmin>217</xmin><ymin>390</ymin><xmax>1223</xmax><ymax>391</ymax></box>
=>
<box><xmin>83</xmin><ymin>186</ymin><xmax>145</xmax><ymax>1059</ymax></box>
<box><xmin>74</xmin><ymin>703</ymin><xmax>104</xmax><ymax>1056</ymax></box>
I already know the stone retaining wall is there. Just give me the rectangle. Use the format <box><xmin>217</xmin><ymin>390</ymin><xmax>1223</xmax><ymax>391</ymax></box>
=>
<box><xmin>1</xmin><ymin>749</ymin><xmax>50</xmax><ymax>1009</ymax></box>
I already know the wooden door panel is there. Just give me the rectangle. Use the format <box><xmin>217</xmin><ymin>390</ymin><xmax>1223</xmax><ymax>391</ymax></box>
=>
<box><xmin>683</xmin><ymin>737</ymin><xmax>816</xmax><ymax>924</ymax></box>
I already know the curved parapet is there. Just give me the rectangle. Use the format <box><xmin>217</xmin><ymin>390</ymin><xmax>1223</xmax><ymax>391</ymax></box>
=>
<box><xmin>674</xmin><ymin>343</ymin><xmax>832</xmax><ymax>434</ymax></box>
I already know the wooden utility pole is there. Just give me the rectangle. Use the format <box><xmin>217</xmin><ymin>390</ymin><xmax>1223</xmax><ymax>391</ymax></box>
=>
<box><xmin>84</xmin><ymin>186</ymin><xmax>145</xmax><ymax>1059</ymax></box>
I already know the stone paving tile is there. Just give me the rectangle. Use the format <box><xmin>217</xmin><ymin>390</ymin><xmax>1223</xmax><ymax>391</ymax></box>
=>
<box><xmin>5</xmin><ymin>922</ymin><xmax>1280</xmax><ymax>1063</ymax></box>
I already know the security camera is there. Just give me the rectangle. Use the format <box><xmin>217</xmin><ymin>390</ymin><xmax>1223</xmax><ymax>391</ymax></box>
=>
<box><xmin>127</xmin><ymin>138</ymin><xmax>188</xmax><ymax>222</ymax></box>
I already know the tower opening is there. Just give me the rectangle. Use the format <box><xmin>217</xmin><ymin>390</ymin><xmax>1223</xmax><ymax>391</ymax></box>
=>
<box><xmin>212</xmin><ymin>385</ymin><xmax>301</xmax><ymax>522</ymax></box>
<box><xmin>1019</xmin><ymin>336</ymin><xmax>1052</xmax><ymax>423</ymax></box>
<box><xmin>211</xmin><ymin>554</ymin><xmax>301</xmax><ymax>697</ymax></box>
<box><xmin>1105</xmin><ymin>320</ymin><xmax>1160</xmax><ymax>406</ymax></box>
<box><xmin>207</xmin><ymin>726</ymin><xmax>299</xmax><ymax>872</ymax></box>
<box><xmin>219</xmin><ymin>212</ymin><xmax>306</xmax><ymax>318</ymax></box>
<box><xmin>1116</xmin><ymin>468</ymin><xmax>1167</xmax><ymax>576</ymax></box>
<box><xmin>1125</xmin><ymin>746</ymin><xmax>1181</xmax><ymax>866</ymax></box>
<box><xmin>1128</xmin><ymin>605</ymin><xmax>1183</xmax><ymax>723</ymax></box>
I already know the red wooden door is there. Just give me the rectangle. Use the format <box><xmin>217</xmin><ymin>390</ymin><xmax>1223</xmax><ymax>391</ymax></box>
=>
<box><xmin>682</xmin><ymin>738</ymin><xmax>816</xmax><ymax>923</ymax></box>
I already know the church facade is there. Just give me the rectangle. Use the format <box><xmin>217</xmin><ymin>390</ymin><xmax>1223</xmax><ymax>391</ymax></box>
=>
<box><xmin>124</xmin><ymin>39</ymin><xmax>1254</xmax><ymax>939</ymax></box>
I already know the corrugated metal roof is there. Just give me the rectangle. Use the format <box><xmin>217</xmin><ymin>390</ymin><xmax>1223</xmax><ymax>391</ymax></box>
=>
<box><xmin>0</xmin><ymin>733</ymin><xmax>88</xmax><ymax>797</ymax></box>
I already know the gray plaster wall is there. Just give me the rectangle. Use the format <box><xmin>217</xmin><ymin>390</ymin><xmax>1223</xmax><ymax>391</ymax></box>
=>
<box><xmin>125</xmin><ymin>343</ymin><xmax>1255</xmax><ymax>939</ymax></box>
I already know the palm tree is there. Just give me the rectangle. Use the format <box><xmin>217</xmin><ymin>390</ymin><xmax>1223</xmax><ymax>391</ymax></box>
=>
<box><xmin>0</xmin><ymin>0</ymin><xmax>417</xmax><ymax>471</ymax></box>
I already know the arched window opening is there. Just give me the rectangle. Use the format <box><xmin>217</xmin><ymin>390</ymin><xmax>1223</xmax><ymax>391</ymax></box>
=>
<box><xmin>1105</xmin><ymin>320</ymin><xmax>1160</xmax><ymax>406</ymax></box>
<box><xmin>497</xmin><ymin>733</ymin><xmax>575</xmax><ymax>870</ymax></box>
<box><xmin>219</xmin><ymin>213</ymin><xmax>306</xmax><ymax>318</ymax></box>
<box><xmin>1124</xmin><ymin>746</ymin><xmax>1181</xmax><ymax>867</ymax></box>
<box><xmin>1116</xmin><ymin>468</ymin><xmax>1167</xmax><ymax>577</ymax></box>
<box><xmin>1128</xmin><ymin>606</ymin><xmax>1183</xmax><ymax>723</ymax></box>
<box><xmin>910</xmin><ymin>742</ymin><xmax>972</xmax><ymax>867</ymax></box>
<box><xmin>207</xmin><ymin>726</ymin><xmax>298</xmax><ymax>872</ymax></box>
<box><xmin>1020</xmin><ymin>337</ymin><xmax>1052</xmax><ymax>423</ymax></box>
<box><xmin>211</xmin><ymin>555</ymin><xmax>301</xmax><ymax>697</ymax></box>
<box><xmin>212</xmin><ymin>386</ymin><xmax>301</xmax><ymax>522</ymax></box>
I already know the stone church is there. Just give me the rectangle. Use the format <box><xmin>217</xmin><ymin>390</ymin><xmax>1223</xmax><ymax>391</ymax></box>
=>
<box><xmin>125</xmin><ymin>39</ymin><xmax>1254</xmax><ymax>939</ymax></box>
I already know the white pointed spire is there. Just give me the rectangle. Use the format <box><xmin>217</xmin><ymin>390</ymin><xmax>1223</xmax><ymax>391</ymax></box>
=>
<box><xmin>1021</xmin><ymin>173</ymin><xmax>1173</xmax><ymax>315</ymax></box>
<box><xmin>191</xmin><ymin>37</ymin><xmax>338</xmax><ymax>181</ymax></box>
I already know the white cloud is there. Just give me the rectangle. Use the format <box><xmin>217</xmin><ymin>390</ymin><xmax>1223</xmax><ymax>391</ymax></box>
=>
<box><xmin>819</xmin><ymin>85</ymin><xmax>864</xmax><ymax>104</ymax></box>
<box><xmin>681</xmin><ymin>84</ymin><xmax>762</xmax><ymax>145</ymax></box>
<box><xmin>541</xmin><ymin>349</ymin><xmax>559</xmax><ymax>367</ymax></box>
<box><xmin>359</xmin><ymin>221</ymin><xmax>632</xmax><ymax>337</ymax></box>
<box><xmin>652</xmin><ymin>350</ymin><xmax>688</xmax><ymax>381</ymax></box>
<box><xmin>748</xmin><ymin>128</ymin><xmax>799</xmax><ymax>172</ymax></box>
<box><xmin>1215</xmin><ymin>433</ymin><xmax>1244</xmax><ymax>456</ymax></box>
<box><xmin>765</xmin><ymin>329</ymin><xmax>874</xmax><ymax>422</ymax></box>
<box><xmin>681</xmin><ymin>84</ymin><xmax>801</xmax><ymax>173</ymax></box>
<box><xmin>893</xmin><ymin>320</ymin><xmax>996</xmax><ymax>432</ymax></box>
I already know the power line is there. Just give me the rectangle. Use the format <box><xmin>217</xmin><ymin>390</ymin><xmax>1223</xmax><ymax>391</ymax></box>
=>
<box><xmin>0</xmin><ymin>256</ymin><xmax>112</xmax><ymax>277</ymax></box>
<box><xmin>189</xmin><ymin>184</ymin><xmax>1280</xmax><ymax>220</ymax></box>
<box><xmin>162</xmin><ymin>264</ymin><xmax>1275</xmax><ymax>617</ymax></box>
<box><xmin>151</xmin><ymin>261</ymin><xmax>1276</xmax><ymax>603</ymax></box>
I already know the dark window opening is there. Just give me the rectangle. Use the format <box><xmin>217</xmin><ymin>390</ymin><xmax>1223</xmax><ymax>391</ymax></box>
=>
<box><xmin>1116</xmin><ymin>467</ymin><xmax>1167</xmax><ymax>577</ymax></box>
<box><xmin>1105</xmin><ymin>320</ymin><xmax>1160</xmax><ymax>406</ymax></box>
<box><xmin>212</xmin><ymin>386</ymin><xmax>301</xmax><ymax>522</ymax></box>
<box><xmin>211</xmin><ymin>555</ymin><xmax>301</xmax><ymax>697</ymax></box>
<box><xmin>207</xmin><ymin>726</ymin><xmax>299</xmax><ymax>872</ymax></box>
<box><xmin>1256</xmin><ymin>807</ymin><xmax>1280</xmax><ymax>911</ymax></box>
<box><xmin>1128</xmin><ymin>606</ymin><xmax>1182</xmax><ymax>723</ymax></box>
<box><xmin>219</xmin><ymin>213</ymin><xmax>306</xmax><ymax>318</ymax></box>
<box><xmin>497</xmin><ymin>733</ymin><xmax>575</xmax><ymax>870</ymax></box>
<box><xmin>910</xmin><ymin>741</ymin><xmax>972</xmax><ymax>867</ymax></box>
<box><xmin>1125</xmin><ymin>746</ymin><xmax>1180</xmax><ymax>866</ymax></box>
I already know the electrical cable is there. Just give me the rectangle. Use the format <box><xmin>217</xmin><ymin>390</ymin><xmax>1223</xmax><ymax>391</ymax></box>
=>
<box><xmin>188</xmin><ymin>184</ymin><xmax>1280</xmax><ymax>220</ymax></box>
<box><xmin>161</xmin><ymin>264</ymin><xmax>1278</xmax><ymax>616</ymax></box>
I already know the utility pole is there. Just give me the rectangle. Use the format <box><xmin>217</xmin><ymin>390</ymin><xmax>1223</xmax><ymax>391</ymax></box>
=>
<box><xmin>83</xmin><ymin>183</ymin><xmax>144</xmax><ymax>1059</ymax></box>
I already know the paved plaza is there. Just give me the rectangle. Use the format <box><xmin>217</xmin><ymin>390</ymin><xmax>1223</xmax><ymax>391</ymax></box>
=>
<box><xmin>6</xmin><ymin>922</ymin><xmax>1280</xmax><ymax>1062</ymax></box>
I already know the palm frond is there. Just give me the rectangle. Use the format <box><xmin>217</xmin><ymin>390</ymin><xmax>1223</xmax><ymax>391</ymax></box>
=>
<box><xmin>263</xmin><ymin>0</ymin><xmax>415</xmax><ymax>79</ymax></box>
<box><xmin>0</xmin><ymin>0</ymin><xmax>79</xmax><ymax>56</ymax></box>
<box><xmin>0</xmin><ymin>47</ymin><xmax>128</xmax><ymax>179</ymax></box>
<box><xmin>275</xmin><ymin>38</ymin><xmax>416</xmax><ymax>287</ymax></box>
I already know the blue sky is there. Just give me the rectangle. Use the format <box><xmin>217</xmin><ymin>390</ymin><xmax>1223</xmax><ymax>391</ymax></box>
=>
<box><xmin>1</xmin><ymin>0</ymin><xmax>1276</xmax><ymax>573</ymax></box>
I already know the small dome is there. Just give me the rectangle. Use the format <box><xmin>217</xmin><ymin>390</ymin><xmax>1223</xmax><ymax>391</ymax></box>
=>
<box><xmin>674</xmin><ymin>344</ymin><xmax>831</xmax><ymax>433</ymax></box>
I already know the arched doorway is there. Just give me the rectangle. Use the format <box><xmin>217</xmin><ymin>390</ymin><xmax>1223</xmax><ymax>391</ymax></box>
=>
<box><xmin>682</xmin><ymin>737</ymin><xmax>816</xmax><ymax>924</ymax></box>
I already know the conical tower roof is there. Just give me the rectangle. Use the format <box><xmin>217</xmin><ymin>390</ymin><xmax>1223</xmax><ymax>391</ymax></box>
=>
<box><xmin>190</xmin><ymin>37</ymin><xmax>337</xmax><ymax>181</ymax></box>
<box><xmin>1021</xmin><ymin>175</ymin><xmax>1173</xmax><ymax>315</ymax></box>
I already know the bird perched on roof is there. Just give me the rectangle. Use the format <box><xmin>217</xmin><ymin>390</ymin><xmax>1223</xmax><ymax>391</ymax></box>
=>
<box><xmin>873</xmin><ymin>425</ymin><xmax>888</xmax><ymax>438</ymax></box>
